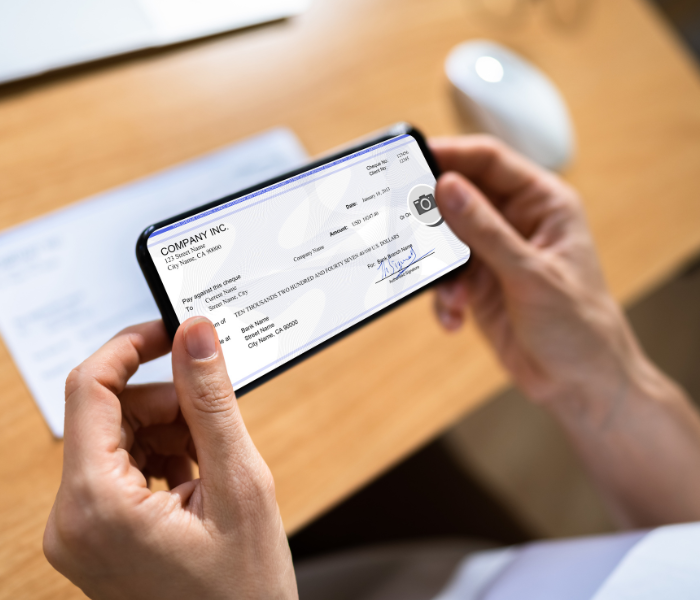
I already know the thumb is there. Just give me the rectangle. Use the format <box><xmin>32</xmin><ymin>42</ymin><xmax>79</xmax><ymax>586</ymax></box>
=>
<box><xmin>436</xmin><ymin>171</ymin><xmax>532</xmax><ymax>279</ymax></box>
<box><xmin>172</xmin><ymin>317</ymin><xmax>259</xmax><ymax>505</ymax></box>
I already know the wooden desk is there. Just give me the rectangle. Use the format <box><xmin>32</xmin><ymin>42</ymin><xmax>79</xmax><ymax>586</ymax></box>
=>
<box><xmin>2</xmin><ymin>0</ymin><xmax>700</xmax><ymax>597</ymax></box>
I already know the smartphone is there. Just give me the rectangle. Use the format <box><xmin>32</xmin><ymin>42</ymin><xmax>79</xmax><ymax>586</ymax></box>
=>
<box><xmin>136</xmin><ymin>123</ymin><xmax>470</xmax><ymax>396</ymax></box>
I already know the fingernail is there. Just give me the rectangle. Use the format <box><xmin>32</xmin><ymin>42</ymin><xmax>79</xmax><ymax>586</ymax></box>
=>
<box><xmin>438</xmin><ymin>310</ymin><xmax>461</xmax><ymax>330</ymax></box>
<box><xmin>442</xmin><ymin>180</ymin><xmax>470</xmax><ymax>214</ymax></box>
<box><xmin>440</xmin><ymin>281</ymin><xmax>458</xmax><ymax>301</ymax></box>
<box><xmin>185</xmin><ymin>318</ymin><xmax>217</xmax><ymax>359</ymax></box>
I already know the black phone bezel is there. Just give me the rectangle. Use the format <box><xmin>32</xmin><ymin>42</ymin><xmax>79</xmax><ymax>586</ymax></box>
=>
<box><xmin>136</xmin><ymin>122</ymin><xmax>468</xmax><ymax>397</ymax></box>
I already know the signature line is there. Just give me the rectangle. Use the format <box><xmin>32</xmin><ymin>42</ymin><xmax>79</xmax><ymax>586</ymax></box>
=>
<box><xmin>375</xmin><ymin>250</ymin><xmax>435</xmax><ymax>283</ymax></box>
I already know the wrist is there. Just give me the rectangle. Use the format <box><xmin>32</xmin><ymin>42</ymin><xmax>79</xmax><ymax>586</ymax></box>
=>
<box><xmin>533</xmin><ymin>291</ymin><xmax>661</xmax><ymax>423</ymax></box>
<box><xmin>540</xmin><ymin>323</ymin><xmax>700</xmax><ymax>528</ymax></box>
<box><xmin>547</xmin><ymin>337</ymin><xmax>679</xmax><ymax>431</ymax></box>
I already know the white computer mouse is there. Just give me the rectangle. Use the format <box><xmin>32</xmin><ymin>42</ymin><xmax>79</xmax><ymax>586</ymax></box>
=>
<box><xmin>445</xmin><ymin>40</ymin><xmax>574</xmax><ymax>171</ymax></box>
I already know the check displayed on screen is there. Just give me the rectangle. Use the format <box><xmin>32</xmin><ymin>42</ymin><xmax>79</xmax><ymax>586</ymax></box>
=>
<box><xmin>147</xmin><ymin>134</ymin><xmax>470</xmax><ymax>389</ymax></box>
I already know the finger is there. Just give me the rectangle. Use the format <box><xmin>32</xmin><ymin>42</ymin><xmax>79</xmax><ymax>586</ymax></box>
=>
<box><xmin>131</xmin><ymin>439</ymin><xmax>147</xmax><ymax>470</ymax></box>
<box><xmin>434</xmin><ymin>278</ymin><xmax>470</xmax><ymax>331</ymax></box>
<box><xmin>120</xmin><ymin>383</ymin><xmax>180</xmax><ymax>431</ymax></box>
<box><xmin>165</xmin><ymin>456</ymin><xmax>194</xmax><ymax>489</ymax></box>
<box><xmin>434</xmin><ymin>295</ymin><xmax>465</xmax><ymax>331</ymax></box>
<box><xmin>135</xmin><ymin>421</ymin><xmax>195</xmax><ymax>460</ymax></box>
<box><xmin>435</xmin><ymin>276</ymin><xmax>470</xmax><ymax>314</ymax></box>
<box><xmin>142</xmin><ymin>453</ymin><xmax>193</xmax><ymax>488</ymax></box>
<box><xmin>436</xmin><ymin>172</ymin><xmax>533</xmax><ymax>280</ymax></box>
<box><xmin>73</xmin><ymin>320</ymin><xmax>171</xmax><ymax>397</ymax></box>
<box><xmin>119</xmin><ymin>383</ymin><xmax>180</xmax><ymax>462</ymax></box>
<box><xmin>63</xmin><ymin>320</ymin><xmax>172</xmax><ymax>471</ymax></box>
<box><xmin>430</xmin><ymin>135</ymin><xmax>547</xmax><ymax>198</ymax></box>
<box><xmin>463</xmin><ymin>262</ymin><xmax>504</xmax><ymax>330</ymax></box>
<box><xmin>127</xmin><ymin>417</ymin><xmax>196</xmax><ymax>471</ymax></box>
<box><xmin>119</xmin><ymin>419</ymin><xmax>135</xmax><ymax>452</ymax></box>
<box><xmin>172</xmin><ymin>317</ymin><xmax>260</xmax><ymax>508</ymax></box>
<box><xmin>466</xmin><ymin>268</ymin><xmax>511</xmax><ymax>355</ymax></box>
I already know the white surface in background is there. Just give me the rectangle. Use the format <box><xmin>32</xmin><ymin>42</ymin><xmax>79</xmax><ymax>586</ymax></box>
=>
<box><xmin>0</xmin><ymin>128</ymin><xmax>308</xmax><ymax>437</ymax></box>
<box><xmin>140</xmin><ymin>0</ymin><xmax>308</xmax><ymax>42</ymax></box>
<box><xmin>445</xmin><ymin>39</ymin><xmax>574</xmax><ymax>171</ymax></box>
<box><xmin>592</xmin><ymin>522</ymin><xmax>700</xmax><ymax>600</ymax></box>
<box><xmin>0</xmin><ymin>0</ymin><xmax>310</xmax><ymax>83</ymax></box>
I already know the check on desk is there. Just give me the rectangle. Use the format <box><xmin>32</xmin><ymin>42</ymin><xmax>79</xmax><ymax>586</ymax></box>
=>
<box><xmin>144</xmin><ymin>134</ymin><xmax>470</xmax><ymax>391</ymax></box>
<box><xmin>0</xmin><ymin>129</ymin><xmax>308</xmax><ymax>437</ymax></box>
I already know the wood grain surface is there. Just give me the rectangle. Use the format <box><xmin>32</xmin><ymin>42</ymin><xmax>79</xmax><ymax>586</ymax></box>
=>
<box><xmin>2</xmin><ymin>0</ymin><xmax>700</xmax><ymax>597</ymax></box>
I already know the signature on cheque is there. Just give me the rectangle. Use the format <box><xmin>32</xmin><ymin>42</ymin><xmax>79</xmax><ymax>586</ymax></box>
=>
<box><xmin>376</xmin><ymin>245</ymin><xmax>435</xmax><ymax>283</ymax></box>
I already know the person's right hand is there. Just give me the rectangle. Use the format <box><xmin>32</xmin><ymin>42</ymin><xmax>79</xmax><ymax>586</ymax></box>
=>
<box><xmin>431</xmin><ymin>136</ymin><xmax>644</xmax><ymax>411</ymax></box>
<box><xmin>431</xmin><ymin>136</ymin><xmax>700</xmax><ymax>528</ymax></box>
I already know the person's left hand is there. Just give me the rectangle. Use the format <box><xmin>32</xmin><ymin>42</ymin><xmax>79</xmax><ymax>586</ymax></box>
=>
<box><xmin>43</xmin><ymin>318</ymin><xmax>298</xmax><ymax>600</ymax></box>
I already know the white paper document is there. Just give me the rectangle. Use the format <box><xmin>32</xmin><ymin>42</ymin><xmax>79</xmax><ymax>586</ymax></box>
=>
<box><xmin>0</xmin><ymin>0</ymin><xmax>310</xmax><ymax>84</ymax></box>
<box><xmin>0</xmin><ymin>128</ymin><xmax>308</xmax><ymax>437</ymax></box>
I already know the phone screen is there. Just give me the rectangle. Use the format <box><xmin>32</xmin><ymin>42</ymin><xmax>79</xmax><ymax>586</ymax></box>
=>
<box><xmin>146</xmin><ymin>133</ymin><xmax>470</xmax><ymax>390</ymax></box>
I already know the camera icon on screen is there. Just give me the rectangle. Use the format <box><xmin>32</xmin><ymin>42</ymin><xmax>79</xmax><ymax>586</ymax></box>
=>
<box><xmin>407</xmin><ymin>185</ymin><xmax>443</xmax><ymax>227</ymax></box>
<box><xmin>413</xmin><ymin>193</ymin><xmax>437</xmax><ymax>215</ymax></box>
